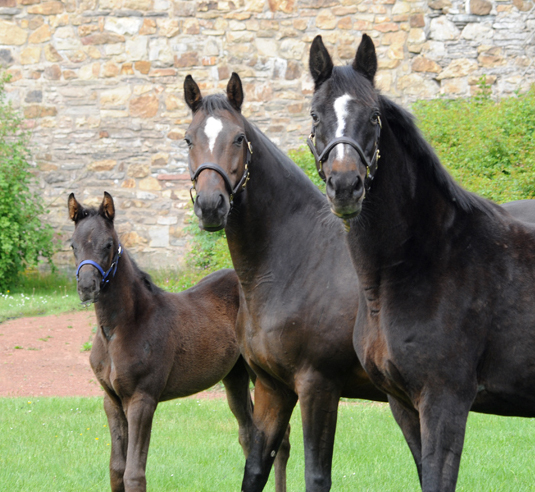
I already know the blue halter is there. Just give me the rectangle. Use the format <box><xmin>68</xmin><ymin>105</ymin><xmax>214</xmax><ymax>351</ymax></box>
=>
<box><xmin>75</xmin><ymin>244</ymin><xmax>123</xmax><ymax>287</ymax></box>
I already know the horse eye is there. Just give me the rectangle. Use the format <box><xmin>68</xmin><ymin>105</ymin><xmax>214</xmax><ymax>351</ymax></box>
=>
<box><xmin>311</xmin><ymin>113</ymin><xmax>319</xmax><ymax>124</ymax></box>
<box><xmin>371</xmin><ymin>113</ymin><xmax>380</xmax><ymax>125</ymax></box>
<box><xmin>235</xmin><ymin>135</ymin><xmax>245</xmax><ymax>145</ymax></box>
<box><xmin>184</xmin><ymin>137</ymin><xmax>193</xmax><ymax>148</ymax></box>
<box><xmin>105</xmin><ymin>242</ymin><xmax>112</xmax><ymax>250</ymax></box>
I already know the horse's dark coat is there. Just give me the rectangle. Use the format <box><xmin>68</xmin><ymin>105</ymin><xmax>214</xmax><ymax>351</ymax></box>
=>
<box><xmin>68</xmin><ymin>192</ymin><xmax>290</xmax><ymax>492</ymax></box>
<box><xmin>308</xmin><ymin>34</ymin><xmax>535</xmax><ymax>492</ymax></box>
<box><xmin>184</xmin><ymin>73</ymin><xmax>386</xmax><ymax>492</ymax></box>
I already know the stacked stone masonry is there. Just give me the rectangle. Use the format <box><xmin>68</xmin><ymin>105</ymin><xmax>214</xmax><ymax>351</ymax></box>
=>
<box><xmin>1</xmin><ymin>0</ymin><xmax>534</xmax><ymax>268</ymax></box>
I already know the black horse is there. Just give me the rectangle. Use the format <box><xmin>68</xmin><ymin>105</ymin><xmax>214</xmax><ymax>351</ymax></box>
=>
<box><xmin>184</xmin><ymin>73</ymin><xmax>386</xmax><ymax>491</ymax></box>
<box><xmin>68</xmin><ymin>192</ymin><xmax>289</xmax><ymax>492</ymax></box>
<box><xmin>308</xmin><ymin>34</ymin><xmax>535</xmax><ymax>491</ymax></box>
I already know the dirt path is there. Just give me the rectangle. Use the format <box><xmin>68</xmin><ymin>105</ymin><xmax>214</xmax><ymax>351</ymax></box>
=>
<box><xmin>0</xmin><ymin>310</ymin><xmax>226</xmax><ymax>399</ymax></box>
<box><xmin>0</xmin><ymin>310</ymin><xmax>102</xmax><ymax>397</ymax></box>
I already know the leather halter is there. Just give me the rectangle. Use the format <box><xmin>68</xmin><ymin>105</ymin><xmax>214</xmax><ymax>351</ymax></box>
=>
<box><xmin>306</xmin><ymin>116</ymin><xmax>382</xmax><ymax>190</ymax></box>
<box><xmin>76</xmin><ymin>244</ymin><xmax>123</xmax><ymax>287</ymax></box>
<box><xmin>189</xmin><ymin>137</ymin><xmax>253</xmax><ymax>205</ymax></box>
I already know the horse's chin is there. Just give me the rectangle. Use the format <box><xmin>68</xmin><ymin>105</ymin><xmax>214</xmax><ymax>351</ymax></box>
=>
<box><xmin>328</xmin><ymin>199</ymin><xmax>363</xmax><ymax>220</ymax></box>
<box><xmin>78</xmin><ymin>291</ymin><xmax>99</xmax><ymax>305</ymax></box>
<box><xmin>199</xmin><ymin>219</ymin><xmax>226</xmax><ymax>232</ymax></box>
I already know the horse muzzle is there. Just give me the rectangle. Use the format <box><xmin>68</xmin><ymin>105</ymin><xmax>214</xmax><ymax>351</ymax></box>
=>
<box><xmin>193</xmin><ymin>190</ymin><xmax>230</xmax><ymax>232</ymax></box>
<box><xmin>325</xmin><ymin>171</ymin><xmax>365</xmax><ymax>219</ymax></box>
<box><xmin>76</xmin><ymin>268</ymin><xmax>101</xmax><ymax>304</ymax></box>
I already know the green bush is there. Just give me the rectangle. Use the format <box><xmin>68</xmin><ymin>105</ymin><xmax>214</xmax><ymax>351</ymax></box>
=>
<box><xmin>413</xmin><ymin>79</ymin><xmax>535</xmax><ymax>203</ymax></box>
<box><xmin>0</xmin><ymin>72</ymin><xmax>55</xmax><ymax>292</ymax></box>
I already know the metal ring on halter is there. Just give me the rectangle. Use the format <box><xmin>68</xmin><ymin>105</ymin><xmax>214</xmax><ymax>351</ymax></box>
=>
<box><xmin>75</xmin><ymin>244</ymin><xmax>123</xmax><ymax>287</ymax></box>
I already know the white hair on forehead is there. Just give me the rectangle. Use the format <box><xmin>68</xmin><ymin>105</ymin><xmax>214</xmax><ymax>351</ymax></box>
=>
<box><xmin>334</xmin><ymin>94</ymin><xmax>352</xmax><ymax>159</ymax></box>
<box><xmin>204</xmin><ymin>116</ymin><xmax>224</xmax><ymax>153</ymax></box>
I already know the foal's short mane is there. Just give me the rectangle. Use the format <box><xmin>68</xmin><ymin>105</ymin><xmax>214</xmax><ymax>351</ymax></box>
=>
<box><xmin>200</xmin><ymin>94</ymin><xmax>236</xmax><ymax>115</ymax></box>
<box><xmin>378</xmin><ymin>95</ymin><xmax>494</xmax><ymax>215</ymax></box>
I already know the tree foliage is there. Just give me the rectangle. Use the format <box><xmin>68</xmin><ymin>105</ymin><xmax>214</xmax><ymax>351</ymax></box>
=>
<box><xmin>0</xmin><ymin>72</ymin><xmax>55</xmax><ymax>292</ymax></box>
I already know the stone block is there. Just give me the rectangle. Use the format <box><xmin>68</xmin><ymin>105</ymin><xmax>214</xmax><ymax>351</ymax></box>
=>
<box><xmin>139</xmin><ymin>177</ymin><xmax>161</xmax><ymax>191</ymax></box>
<box><xmin>478</xmin><ymin>47</ymin><xmax>506</xmax><ymax>67</ymax></box>
<box><xmin>20</xmin><ymin>46</ymin><xmax>41</xmax><ymax>65</ymax></box>
<box><xmin>158</xmin><ymin>19</ymin><xmax>180</xmax><ymax>37</ymax></box>
<box><xmin>315</xmin><ymin>10</ymin><xmax>336</xmax><ymax>29</ymax></box>
<box><xmin>412</xmin><ymin>55</ymin><xmax>442</xmax><ymax>73</ymax></box>
<box><xmin>174</xmin><ymin>52</ymin><xmax>199</xmax><ymax>67</ymax></box>
<box><xmin>469</xmin><ymin>0</ymin><xmax>492</xmax><ymax>14</ymax></box>
<box><xmin>140</xmin><ymin>18</ymin><xmax>157</xmax><ymax>35</ymax></box>
<box><xmin>29</xmin><ymin>24</ymin><xmax>52</xmax><ymax>44</ymax></box>
<box><xmin>88</xmin><ymin>159</ymin><xmax>117</xmax><ymax>171</ymax></box>
<box><xmin>130</xmin><ymin>95</ymin><xmax>159</xmax><ymax>118</ymax></box>
<box><xmin>436</xmin><ymin>58</ymin><xmax>478</xmax><ymax>80</ymax></box>
<box><xmin>135</xmin><ymin>60</ymin><xmax>151</xmax><ymax>73</ymax></box>
<box><xmin>148</xmin><ymin>226</ymin><xmax>169</xmax><ymax>248</ymax></box>
<box><xmin>126</xmin><ymin>36</ymin><xmax>148</xmax><ymax>60</ymax></box>
<box><xmin>123</xmin><ymin>0</ymin><xmax>153</xmax><ymax>9</ymax></box>
<box><xmin>43</xmin><ymin>64</ymin><xmax>61</xmax><ymax>80</ymax></box>
<box><xmin>440</xmin><ymin>78</ymin><xmax>468</xmax><ymax>95</ymax></box>
<box><xmin>27</xmin><ymin>1</ymin><xmax>64</xmax><ymax>14</ymax></box>
<box><xmin>105</xmin><ymin>17</ymin><xmax>142</xmax><ymax>35</ymax></box>
<box><xmin>167</xmin><ymin>128</ymin><xmax>183</xmax><ymax>140</ymax></box>
<box><xmin>280</xmin><ymin>38</ymin><xmax>305</xmax><ymax>60</ymax></box>
<box><xmin>121</xmin><ymin>179</ymin><xmax>136</xmax><ymax>188</ymax></box>
<box><xmin>128</xmin><ymin>163</ymin><xmax>150</xmax><ymax>178</ymax></box>
<box><xmin>100</xmin><ymin>86</ymin><xmax>131</xmax><ymax>108</ymax></box>
<box><xmin>82</xmin><ymin>33</ymin><xmax>125</xmax><ymax>45</ymax></box>
<box><xmin>397</xmin><ymin>73</ymin><xmax>439</xmax><ymax>97</ymax></box>
<box><xmin>44</xmin><ymin>45</ymin><xmax>63</xmax><ymax>62</ymax></box>
<box><xmin>0</xmin><ymin>21</ymin><xmax>27</xmax><ymax>45</ymax></box>
<box><xmin>429</xmin><ymin>16</ymin><xmax>460</xmax><ymax>41</ymax></box>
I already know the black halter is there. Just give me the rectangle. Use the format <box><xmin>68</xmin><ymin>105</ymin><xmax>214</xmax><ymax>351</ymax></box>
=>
<box><xmin>306</xmin><ymin>116</ymin><xmax>381</xmax><ymax>190</ymax></box>
<box><xmin>189</xmin><ymin>136</ymin><xmax>253</xmax><ymax>205</ymax></box>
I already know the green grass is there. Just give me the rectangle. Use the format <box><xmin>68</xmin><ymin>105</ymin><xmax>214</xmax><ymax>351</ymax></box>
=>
<box><xmin>1</xmin><ymin>397</ymin><xmax>535</xmax><ymax>491</ymax></box>
<box><xmin>0</xmin><ymin>270</ymin><xmax>84</xmax><ymax>323</ymax></box>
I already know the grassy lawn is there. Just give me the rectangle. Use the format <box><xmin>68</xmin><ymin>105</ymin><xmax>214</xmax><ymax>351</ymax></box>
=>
<box><xmin>1</xmin><ymin>397</ymin><xmax>535</xmax><ymax>491</ymax></box>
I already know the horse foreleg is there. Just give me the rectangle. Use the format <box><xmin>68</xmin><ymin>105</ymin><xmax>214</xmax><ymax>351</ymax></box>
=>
<box><xmin>224</xmin><ymin>357</ymin><xmax>292</xmax><ymax>492</ymax></box>
<box><xmin>104</xmin><ymin>393</ymin><xmax>129</xmax><ymax>492</ymax></box>
<box><xmin>418</xmin><ymin>390</ymin><xmax>474</xmax><ymax>492</ymax></box>
<box><xmin>388</xmin><ymin>395</ymin><xmax>423</xmax><ymax>485</ymax></box>
<box><xmin>297</xmin><ymin>375</ymin><xmax>341</xmax><ymax>492</ymax></box>
<box><xmin>122</xmin><ymin>393</ymin><xmax>158</xmax><ymax>492</ymax></box>
<box><xmin>241</xmin><ymin>376</ymin><xmax>297</xmax><ymax>492</ymax></box>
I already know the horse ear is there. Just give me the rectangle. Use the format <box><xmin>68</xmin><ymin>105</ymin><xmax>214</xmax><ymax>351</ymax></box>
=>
<box><xmin>99</xmin><ymin>191</ymin><xmax>115</xmax><ymax>222</ymax></box>
<box><xmin>227</xmin><ymin>72</ymin><xmax>244</xmax><ymax>112</ymax></box>
<box><xmin>184</xmin><ymin>74</ymin><xmax>203</xmax><ymax>113</ymax></box>
<box><xmin>309</xmin><ymin>35</ymin><xmax>333</xmax><ymax>90</ymax></box>
<box><xmin>68</xmin><ymin>193</ymin><xmax>84</xmax><ymax>223</ymax></box>
<box><xmin>352</xmin><ymin>34</ymin><xmax>377</xmax><ymax>85</ymax></box>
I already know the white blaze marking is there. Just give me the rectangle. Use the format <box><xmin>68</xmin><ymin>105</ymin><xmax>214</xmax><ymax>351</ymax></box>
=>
<box><xmin>204</xmin><ymin>116</ymin><xmax>223</xmax><ymax>153</ymax></box>
<box><xmin>334</xmin><ymin>94</ymin><xmax>352</xmax><ymax>158</ymax></box>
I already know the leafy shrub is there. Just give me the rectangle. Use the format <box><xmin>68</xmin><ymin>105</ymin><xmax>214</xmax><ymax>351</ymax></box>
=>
<box><xmin>413</xmin><ymin>79</ymin><xmax>535</xmax><ymax>203</ymax></box>
<box><xmin>0</xmin><ymin>72</ymin><xmax>55</xmax><ymax>292</ymax></box>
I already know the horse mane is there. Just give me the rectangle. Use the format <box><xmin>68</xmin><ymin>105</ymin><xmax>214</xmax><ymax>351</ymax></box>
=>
<box><xmin>200</xmin><ymin>94</ymin><xmax>236</xmax><ymax>115</ymax></box>
<box><xmin>378</xmin><ymin>96</ymin><xmax>494</xmax><ymax>215</ymax></box>
<box><xmin>125</xmin><ymin>250</ymin><xmax>163</xmax><ymax>295</ymax></box>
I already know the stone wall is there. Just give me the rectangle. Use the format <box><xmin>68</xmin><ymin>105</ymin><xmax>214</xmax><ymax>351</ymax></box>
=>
<box><xmin>1</xmin><ymin>0</ymin><xmax>534</xmax><ymax>269</ymax></box>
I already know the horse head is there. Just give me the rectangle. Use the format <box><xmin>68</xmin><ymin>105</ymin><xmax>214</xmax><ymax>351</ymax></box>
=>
<box><xmin>184</xmin><ymin>73</ymin><xmax>251</xmax><ymax>232</ymax></box>
<box><xmin>68</xmin><ymin>192</ymin><xmax>121</xmax><ymax>303</ymax></box>
<box><xmin>308</xmin><ymin>34</ymin><xmax>381</xmax><ymax>219</ymax></box>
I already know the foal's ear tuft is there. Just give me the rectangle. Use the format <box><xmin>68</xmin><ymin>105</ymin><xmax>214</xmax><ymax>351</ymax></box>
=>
<box><xmin>352</xmin><ymin>34</ymin><xmax>377</xmax><ymax>85</ymax></box>
<box><xmin>184</xmin><ymin>75</ymin><xmax>203</xmax><ymax>113</ymax></box>
<box><xmin>68</xmin><ymin>193</ymin><xmax>84</xmax><ymax>223</ymax></box>
<box><xmin>99</xmin><ymin>191</ymin><xmax>115</xmax><ymax>222</ymax></box>
<box><xmin>227</xmin><ymin>72</ymin><xmax>244</xmax><ymax>112</ymax></box>
<box><xmin>309</xmin><ymin>35</ymin><xmax>334</xmax><ymax>90</ymax></box>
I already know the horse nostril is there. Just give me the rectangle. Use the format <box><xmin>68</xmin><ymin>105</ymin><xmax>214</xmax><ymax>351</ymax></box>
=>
<box><xmin>217</xmin><ymin>194</ymin><xmax>224</xmax><ymax>209</ymax></box>
<box><xmin>352</xmin><ymin>176</ymin><xmax>364</xmax><ymax>198</ymax></box>
<box><xmin>326</xmin><ymin>176</ymin><xmax>335</xmax><ymax>198</ymax></box>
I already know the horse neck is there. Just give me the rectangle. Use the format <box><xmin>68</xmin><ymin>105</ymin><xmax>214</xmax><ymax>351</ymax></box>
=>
<box><xmin>93</xmin><ymin>250</ymin><xmax>141</xmax><ymax>328</ymax></box>
<box><xmin>349</xmin><ymin>119</ymin><xmax>460</xmax><ymax>281</ymax></box>
<box><xmin>225</xmin><ymin>122</ymin><xmax>327</xmax><ymax>282</ymax></box>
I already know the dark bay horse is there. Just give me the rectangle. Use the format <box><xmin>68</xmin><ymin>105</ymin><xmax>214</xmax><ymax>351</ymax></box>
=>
<box><xmin>308</xmin><ymin>34</ymin><xmax>535</xmax><ymax>491</ymax></box>
<box><xmin>68</xmin><ymin>192</ymin><xmax>289</xmax><ymax>492</ymax></box>
<box><xmin>183</xmin><ymin>73</ymin><xmax>387</xmax><ymax>491</ymax></box>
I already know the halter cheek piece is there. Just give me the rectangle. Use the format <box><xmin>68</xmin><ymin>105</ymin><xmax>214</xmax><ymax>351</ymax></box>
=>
<box><xmin>75</xmin><ymin>244</ymin><xmax>123</xmax><ymax>287</ymax></box>
<box><xmin>307</xmin><ymin>116</ymin><xmax>382</xmax><ymax>190</ymax></box>
<box><xmin>189</xmin><ymin>136</ymin><xmax>253</xmax><ymax>205</ymax></box>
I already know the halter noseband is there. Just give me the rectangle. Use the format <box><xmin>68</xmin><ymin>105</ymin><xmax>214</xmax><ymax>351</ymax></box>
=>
<box><xmin>189</xmin><ymin>137</ymin><xmax>253</xmax><ymax>205</ymax></box>
<box><xmin>306</xmin><ymin>116</ymin><xmax>381</xmax><ymax>190</ymax></box>
<box><xmin>75</xmin><ymin>244</ymin><xmax>123</xmax><ymax>287</ymax></box>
